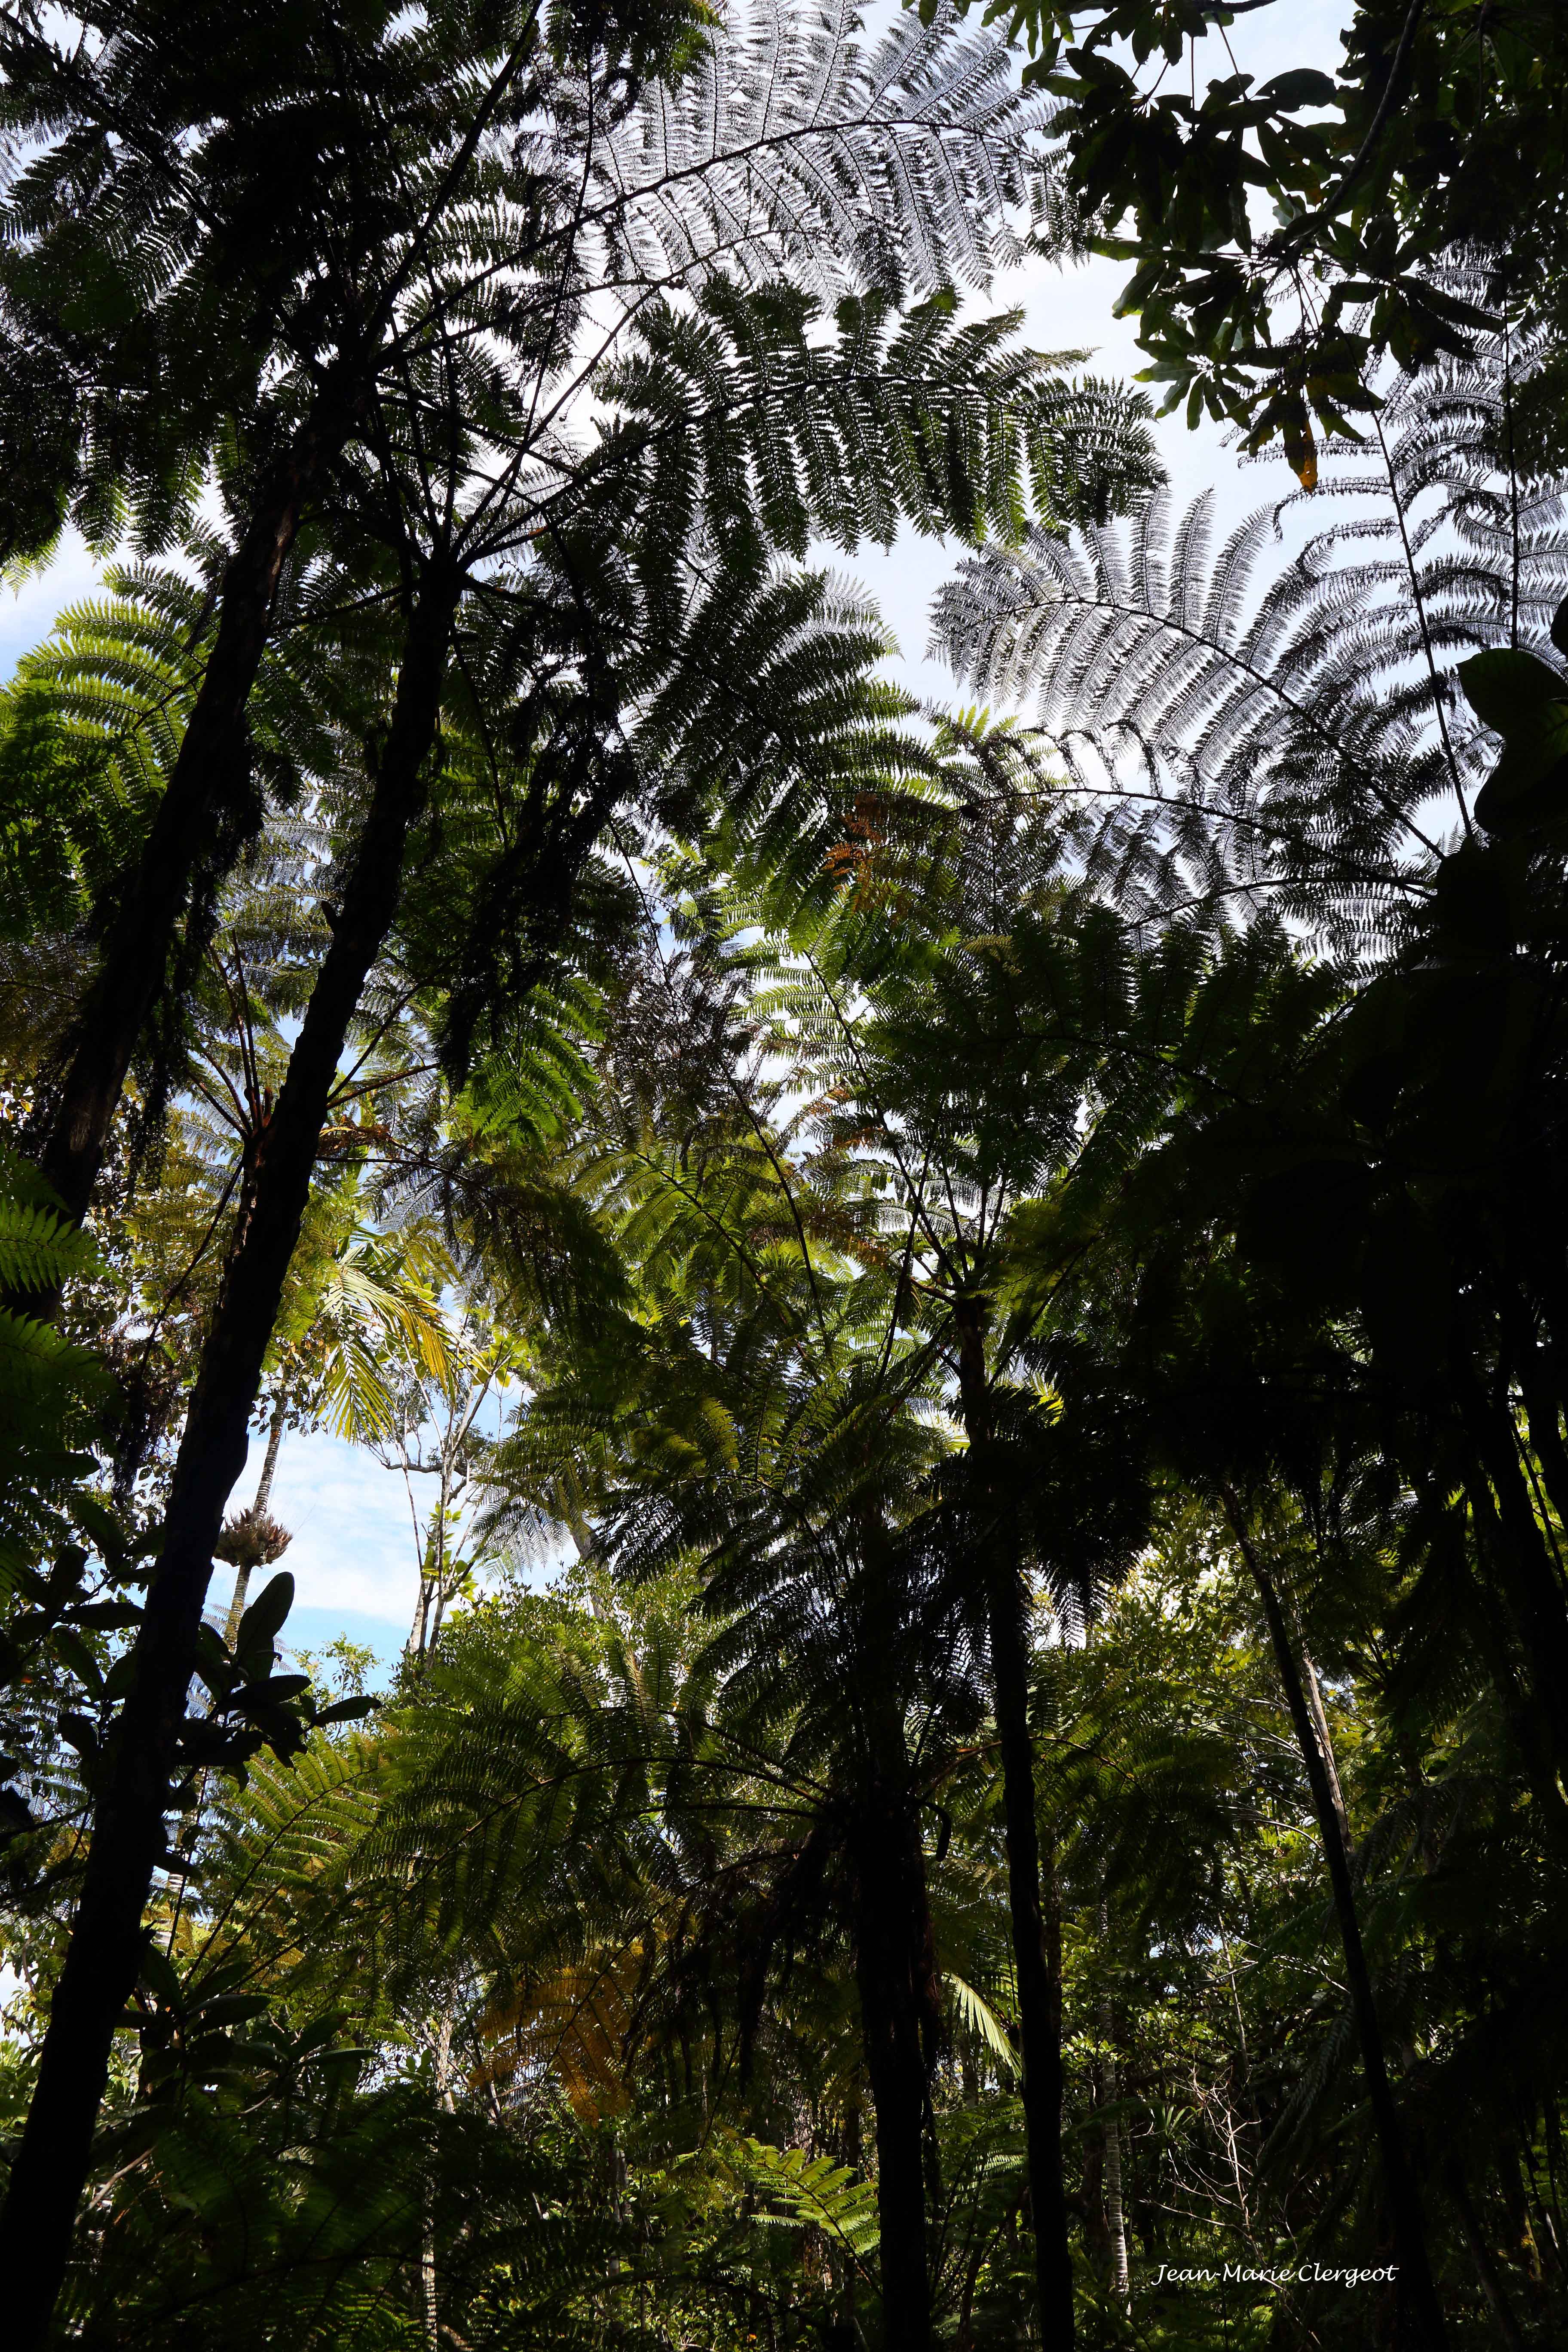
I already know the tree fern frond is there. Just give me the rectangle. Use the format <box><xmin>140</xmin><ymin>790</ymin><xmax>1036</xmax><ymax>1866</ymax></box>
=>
<box><xmin>933</xmin><ymin>333</ymin><xmax>1568</xmax><ymax>956</ymax></box>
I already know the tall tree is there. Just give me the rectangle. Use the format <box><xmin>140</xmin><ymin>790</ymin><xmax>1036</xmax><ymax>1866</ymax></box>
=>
<box><xmin>3</xmin><ymin>0</ymin><xmax>1063</xmax><ymax>1243</ymax></box>
<box><xmin>741</xmin><ymin>725</ymin><xmax>1153</xmax><ymax>2346</ymax></box>
<box><xmin>935</xmin><ymin>340</ymin><xmax>1568</xmax><ymax>1817</ymax></box>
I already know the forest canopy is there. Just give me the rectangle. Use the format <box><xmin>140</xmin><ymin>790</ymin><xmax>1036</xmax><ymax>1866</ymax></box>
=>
<box><xmin>1</xmin><ymin>1</ymin><xmax>1567</xmax><ymax>2348</ymax></box>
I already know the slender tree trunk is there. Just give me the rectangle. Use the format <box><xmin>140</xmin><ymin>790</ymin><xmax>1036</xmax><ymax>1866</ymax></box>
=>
<box><xmin>1221</xmin><ymin>1494</ymin><xmax>1450</xmax><ymax>2352</ymax></box>
<box><xmin>223</xmin><ymin>1398</ymin><xmax>287</xmax><ymax>1644</ymax></box>
<box><xmin>955</xmin><ymin>1300</ymin><xmax>1075</xmax><ymax>2349</ymax></box>
<box><xmin>23</xmin><ymin>404</ymin><xmax>355</xmax><ymax>1263</ymax></box>
<box><xmin>852</xmin><ymin>1795</ymin><xmax>937</xmax><ymax>2352</ymax></box>
<box><xmin>0</xmin><ymin>557</ymin><xmax>458</xmax><ymax>2350</ymax></box>
<box><xmin>1302</xmin><ymin>1648</ymin><xmax>1354</xmax><ymax>1862</ymax></box>
<box><xmin>423</xmin><ymin>2012</ymin><xmax>457</xmax><ymax>2351</ymax></box>
<box><xmin>989</xmin><ymin>1560</ymin><xmax>1076</xmax><ymax>2347</ymax></box>
<box><xmin>1097</xmin><ymin>1898</ymin><xmax>1130</xmax><ymax>2308</ymax></box>
<box><xmin>1102</xmin><ymin>2071</ymin><xmax>1129</xmax><ymax>2306</ymax></box>
<box><xmin>409</xmin><ymin>1527</ymin><xmax>440</xmax><ymax>1662</ymax></box>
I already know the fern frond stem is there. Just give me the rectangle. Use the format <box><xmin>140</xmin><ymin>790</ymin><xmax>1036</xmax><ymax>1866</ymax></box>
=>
<box><xmin>1043</xmin><ymin>750</ymin><xmax>1439</xmax><ymax>904</ymax></box>
<box><xmin>467</xmin><ymin>282</ymin><xmax>673</xmax><ymax>540</ymax></box>
<box><xmin>620</xmin><ymin>831</ymin><xmax>835</xmax><ymax>1348</ymax></box>
<box><xmin>451</xmin><ymin>637</ymin><xmax>510</xmax><ymax>836</ymax></box>
<box><xmin>191</xmin><ymin>1749</ymin><xmax>380</xmax><ymax>1977</ymax></box>
<box><xmin>798</xmin><ymin>948</ymin><xmax>956</xmax><ymax>1276</ymax></box>
<box><xmin>0</xmin><ymin>16</ymin><xmax>205</xmax><ymax>222</ymax></box>
<box><xmin>1503</xmin><ymin>287</ymin><xmax>1521</xmax><ymax>649</ymax></box>
<box><xmin>327</xmin><ymin>1062</ymin><xmax>438</xmax><ymax>1112</ymax></box>
<box><xmin>873</xmin><ymin>1196</ymin><xmax>925</xmax><ymax>1387</ymax></box>
<box><xmin>448</xmin><ymin>91</ymin><xmax>1040</xmax><ymax>334</ymax></box>
<box><xmin>228</xmin><ymin>949</ymin><xmax>263</xmax><ymax>1125</ymax></box>
<box><xmin>188</xmin><ymin>1065</ymin><xmax>251</xmax><ymax>1140</ymax></box>
<box><xmin>1011</xmin><ymin>594</ymin><xmax>1446</xmax><ymax>862</ymax></box>
<box><xmin>389</xmin><ymin>336</ymin><xmax>442</xmax><ymax>545</ymax></box>
<box><xmin>332</xmin><ymin>998</ymin><xmax>426</xmax><ymax>1097</ymax></box>
<box><xmin>144</xmin><ymin>1157</ymin><xmax>245</xmax><ymax>1336</ymax></box>
<box><xmin>290</xmin><ymin>583</ymin><xmax>402</xmax><ymax>635</ymax></box>
<box><xmin>590</xmin><ymin>1124</ymin><xmax>813</xmax><ymax>1356</ymax></box>
<box><xmin>935</xmin><ymin>1151</ymin><xmax>981</xmax><ymax>1293</ymax></box>
<box><xmin>520</xmin><ymin>47</ymin><xmax>599</xmax><ymax>459</ymax></box>
<box><xmin>1007</xmin><ymin>1014</ymin><xmax>1267</xmax><ymax>1116</ymax></box>
<box><xmin>365</xmin><ymin>25</ymin><xmax>546</xmax><ymax>362</ymax></box>
<box><xmin>1371</xmin><ymin>410</ymin><xmax>1472</xmax><ymax>841</ymax></box>
<box><xmin>567</xmin><ymin>104</ymin><xmax>1030</xmax><ymax>247</ymax></box>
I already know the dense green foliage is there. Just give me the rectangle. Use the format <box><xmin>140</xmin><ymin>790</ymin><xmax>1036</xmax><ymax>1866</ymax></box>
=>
<box><xmin>2</xmin><ymin>0</ymin><xmax>1568</xmax><ymax>2347</ymax></box>
<box><xmin>945</xmin><ymin>0</ymin><xmax>1568</xmax><ymax>482</ymax></box>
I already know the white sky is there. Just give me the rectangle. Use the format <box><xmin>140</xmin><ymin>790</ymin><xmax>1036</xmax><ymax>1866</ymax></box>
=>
<box><xmin>3</xmin><ymin>0</ymin><xmax>1349</xmax><ymax>1668</ymax></box>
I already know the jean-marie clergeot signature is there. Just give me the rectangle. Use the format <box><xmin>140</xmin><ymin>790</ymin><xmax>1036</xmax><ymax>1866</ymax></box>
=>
<box><xmin>1152</xmin><ymin>2263</ymin><xmax>1397</xmax><ymax>2289</ymax></box>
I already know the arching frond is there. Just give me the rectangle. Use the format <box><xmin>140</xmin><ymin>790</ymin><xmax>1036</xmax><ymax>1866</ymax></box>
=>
<box><xmin>934</xmin><ymin>337</ymin><xmax>1568</xmax><ymax>958</ymax></box>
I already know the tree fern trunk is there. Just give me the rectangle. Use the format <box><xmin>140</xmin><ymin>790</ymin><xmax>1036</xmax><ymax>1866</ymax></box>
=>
<box><xmin>988</xmin><ymin>1556</ymin><xmax>1076</xmax><ymax>2348</ymax></box>
<box><xmin>955</xmin><ymin>1299</ymin><xmax>1075</xmax><ymax>2349</ymax></box>
<box><xmin>851</xmin><ymin>1795</ymin><xmax>936</xmax><ymax>2352</ymax></box>
<box><xmin>25</xmin><ymin>404</ymin><xmax>353</xmax><ymax>1260</ymax></box>
<box><xmin>1097</xmin><ymin>1897</ymin><xmax>1130</xmax><ymax>2308</ymax></box>
<box><xmin>1222</xmin><ymin>1494</ymin><xmax>1450</xmax><ymax>2352</ymax></box>
<box><xmin>0</xmin><ymin>556</ymin><xmax>458</xmax><ymax>2350</ymax></box>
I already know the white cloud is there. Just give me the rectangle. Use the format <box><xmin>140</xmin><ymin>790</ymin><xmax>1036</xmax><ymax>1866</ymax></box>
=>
<box><xmin>231</xmin><ymin>1427</ymin><xmax>424</xmax><ymax>1629</ymax></box>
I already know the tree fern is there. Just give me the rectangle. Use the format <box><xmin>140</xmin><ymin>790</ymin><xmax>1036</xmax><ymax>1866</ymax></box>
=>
<box><xmin>592</xmin><ymin>0</ymin><xmax>1067</xmax><ymax>308</ymax></box>
<box><xmin>934</xmin><ymin>337</ymin><xmax>1568</xmax><ymax>959</ymax></box>
<box><xmin>0</xmin><ymin>1164</ymin><xmax>112</xmax><ymax>1592</ymax></box>
<box><xmin>732</xmin><ymin>2130</ymin><xmax>881</xmax><ymax>2261</ymax></box>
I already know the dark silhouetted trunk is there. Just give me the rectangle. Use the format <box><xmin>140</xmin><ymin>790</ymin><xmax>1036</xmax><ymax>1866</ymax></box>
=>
<box><xmin>852</xmin><ymin>1792</ymin><xmax>937</xmax><ymax>2352</ymax></box>
<box><xmin>988</xmin><ymin>1554</ymin><xmax>1076</xmax><ymax>2348</ymax></box>
<box><xmin>26</xmin><ymin>403</ymin><xmax>356</xmax><ymax>1265</ymax></box>
<box><xmin>21</xmin><ymin>24</ymin><xmax>537</xmax><ymax>1284</ymax></box>
<box><xmin>955</xmin><ymin>1299</ymin><xmax>1075</xmax><ymax>2349</ymax></box>
<box><xmin>1222</xmin><ymin>1494</ymin><xmax>1449</xmax><ymax>2352</ymax></box>
<box><xmin>0</xmin><ymin>557</ymin><xmax>458</xmax><ymax>2350</ymax></box>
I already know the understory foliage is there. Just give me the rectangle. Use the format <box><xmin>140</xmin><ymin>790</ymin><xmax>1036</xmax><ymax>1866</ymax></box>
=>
<box><xmin>3</xmin><ymin>3</ymin><xmax>1568</xmax><ymax>2350</ymax></box>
